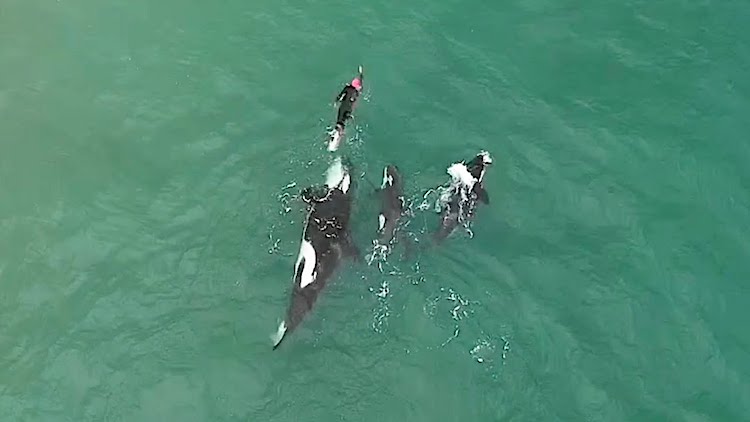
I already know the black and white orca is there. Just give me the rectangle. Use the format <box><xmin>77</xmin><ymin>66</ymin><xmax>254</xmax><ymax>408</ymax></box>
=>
<box><xmin>272</xmin><ymin>158</ymin><xmax>360</xmax><ymax>349</ymax></box>
<box><xmin>434</xmin><ymin>151</ymin><xmax>493</xmax><ymax>242</ymax></box>
<box><xmin>376</xmin><ymin>164</ymin><xmax>405</xmax><ymax>246</ymax></box>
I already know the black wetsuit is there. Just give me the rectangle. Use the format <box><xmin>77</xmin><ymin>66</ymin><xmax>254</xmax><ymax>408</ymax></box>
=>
<box><xmin>335</xmin><ymin>85</ymin><xmax>360</xmax><ymax>129</ymax></box>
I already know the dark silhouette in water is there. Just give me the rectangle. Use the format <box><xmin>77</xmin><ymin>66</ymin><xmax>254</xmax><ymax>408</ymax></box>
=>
<box><xmin>272</xmin><ymin>160</ymin><xmax>360</xmax><ymax>349</ymax></box>
<box><xmin>433</xmin><ymin>151</ymin><xmax>493</xmax><ymax>243</ymax></box>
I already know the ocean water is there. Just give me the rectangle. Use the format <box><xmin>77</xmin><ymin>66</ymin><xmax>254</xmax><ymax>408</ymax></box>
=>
<box><xmin>1</xmin><ymin>0</ymin><xmax>749</xmax><ymax>420</ymax></box>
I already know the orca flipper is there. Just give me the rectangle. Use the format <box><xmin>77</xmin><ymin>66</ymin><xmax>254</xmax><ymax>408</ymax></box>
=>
<box><xmin>271</xmin><ymin>320</ymin><xmax>288</xmax><ymax>350</ymax></box>
<box><xmin>474</xmin><ymin>185</ymin><xmax>490</xmax><ymax>205</ymax></box>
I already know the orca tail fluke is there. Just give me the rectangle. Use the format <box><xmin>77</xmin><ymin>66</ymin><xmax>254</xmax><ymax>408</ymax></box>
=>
<box><xmin>271</xmin><ymin>320</ymin><xmax>288</xmax><ymax>350</ymax></box>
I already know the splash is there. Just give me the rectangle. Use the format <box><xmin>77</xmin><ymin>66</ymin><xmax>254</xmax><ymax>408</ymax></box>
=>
<box><xmin>418</xmin><ymin>187</ymin><xmax>451</xmax><ymax>213</ymax></box>
<box><xmin>417</xmin><ymin>183</ymin><xmax>476</xmax><ymax>238</ymax></box>
<box><xmin>267</xmin><ymin>230</ymin><xmax>280</xmax><ymax>254</ymax></box>
<box><xmin>469</xmin><ymin>334</ymin><xmax>511</xmax><ymax>369</ymax></box>
<box><xmin>366</xmin><ymin>241</ymin><xmax>390</xmax><ymax>266</ymax></box>
<box><xmin>444</xmin><ymin>287</ymin><xmax>475</xmax><ymax>321</ymax></box>
<box><xmin>325</xmin><ymin>157</ymin><xmax>345</xmax><ymax>188</ymax></box>
<box><xmin>369</xmin><ymin>280</ymin><xmax>391</xmax><ymax>333</ymax></box>
<box><xmin>447</xmin><ymin>162</ymin><xmax>476</xmax><ymax>191</ymax></box>
<box><xmin>372</xmin><ymin>280</ymin><xmax>390</xmax><ymax>298</ymax></box>
<box><xmin>327</xmin><ymin>129</ymin><xmax>342</xmax><ymax>151</ymax></box>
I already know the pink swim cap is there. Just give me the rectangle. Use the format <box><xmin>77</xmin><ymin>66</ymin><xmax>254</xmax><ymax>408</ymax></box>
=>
<box><xmin>351</xmin><ymin>78</ymin><xmax>362</xmax><ymax>91</ymax></box>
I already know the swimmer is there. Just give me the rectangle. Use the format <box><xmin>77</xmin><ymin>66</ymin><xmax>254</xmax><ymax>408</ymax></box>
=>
<box><xmin>332</xmin><ymin>65</ymin><xmax>364</xmax><ymax>137</ymax></box>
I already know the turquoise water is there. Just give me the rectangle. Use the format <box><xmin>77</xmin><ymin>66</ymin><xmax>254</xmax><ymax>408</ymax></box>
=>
<box><xmin>2</xmin><ymin>0</ymin><xmax>749</xmax><ymax>420</ymax></box>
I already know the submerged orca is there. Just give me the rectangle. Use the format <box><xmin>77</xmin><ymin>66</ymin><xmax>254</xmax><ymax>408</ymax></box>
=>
<box><xmin>376</xmin><ymin>164</ymin><xmax>405</xmax><ymax>246</ymax></box>
<box><xmin>272</xmin><ymin>158</ymin><xmax>360</xmax><ymax>349</ymax></box>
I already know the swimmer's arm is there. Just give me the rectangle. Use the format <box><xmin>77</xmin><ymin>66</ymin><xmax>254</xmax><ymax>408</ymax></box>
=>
<box><xmin>334</xmin><ymin>86</ymin><xmax>347</xmax><ymax>103</ymax></box>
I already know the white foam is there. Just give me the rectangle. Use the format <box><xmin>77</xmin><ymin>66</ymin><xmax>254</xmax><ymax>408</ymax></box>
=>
<box><xmin>325</xmin><ymin>157</ymin><xmax>345</xmax><ymax>188</ymax></box>
<box><xmin>479</xmin><ymin>151</ymin><xmax>492</xmax><ymax>183</ymax></box>
<box><xmin>327</xmin><ymin>130</ymin><xmax>341</xmax><ymax>151</ymax></box>
<box><xmin>381</xmin><ymin>166</ymin><xmax>392</xmax><ymax>188</ymax></box>
<box><xmin>295</xmin><ymin>239</ymin><xmax>318</xmax><ymax>289</ymax></box>
<box><xmin>436</xmin><ymin>186</ymin><xmax>454</xmax><ymax>211</ymax></box>
<box><xmin>447</xmin><ymin>163</ymin><xmax>477</xmax><ymax>190</ymax></box>
<box><xmin>325</xmin><ymin>157</ymin><xmax>350</xmax><ymax>193</ymax></box>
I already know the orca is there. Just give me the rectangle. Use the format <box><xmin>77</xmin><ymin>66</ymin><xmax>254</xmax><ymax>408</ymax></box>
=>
<box><xmin>375</xmin><ymin>165</ymin><xmax>405</xmax><ymax>246</ymax></box>
<box><xmin>433</xmin><ymin>151</ymin><xmax>493</xmax><ymax>243</ymax></box>
<box><xmin>272</xmin><ymin>158</ymin><xmax>360</xmax><ymax>349</ymax></box>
